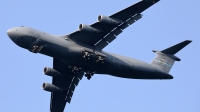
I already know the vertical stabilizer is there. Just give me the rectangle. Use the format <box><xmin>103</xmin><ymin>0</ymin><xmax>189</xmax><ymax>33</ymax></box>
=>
<box><xmin>150</xmin><ymin>40</ymin><xmax>192</xmax><ymax>73</ymax></box>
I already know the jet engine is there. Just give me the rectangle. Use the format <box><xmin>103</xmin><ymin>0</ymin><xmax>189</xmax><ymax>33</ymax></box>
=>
<box><xmin>42</xmin><ymin>83</ymin><xmax>62</xmax><ymax>92</ymax></box>
<box><xmin>78</xmin><ymin>24</ymin><xmax>98</xmax><ymax>33</ymax></box>
<box><xmin>43</xmin><ymin>67</ymin><xmax>61</xmax><ymax>77</ymax></box>
<box><xmin>98</xmin><ymin>15</ymin><xmax>121</xmax><ymax>25</ymax></box>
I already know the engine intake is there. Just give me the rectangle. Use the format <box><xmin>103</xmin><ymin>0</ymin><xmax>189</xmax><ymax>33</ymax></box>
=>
<box><xmin>42</xmin><ymin>83</ymin><xmax>61</xmax><ymax>92</ymax></box>
<box><xmin>78</xmin><ymin>24</ymin><xmax>98</xmax><ymax>33</ymax></box>
<box><xmin>98</xmin><ymin>15</ymin><xmax>121</xmax><ymax>25</ymax></box>
<box><xmin>43</xmin><ymin>67</ymin><xmax>61</xmax><ymax>77</ymax></box>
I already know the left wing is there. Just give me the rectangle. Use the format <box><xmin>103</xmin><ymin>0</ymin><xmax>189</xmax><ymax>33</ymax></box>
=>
<box><xmin>66</xmin><ymin>0</ymin><xmax>159</xmax><ymax>50</ymax></box>
<box><xmin>49</xmin><ymin>58</ymin><xmax>84</xmax><ymax>112</ymax></box>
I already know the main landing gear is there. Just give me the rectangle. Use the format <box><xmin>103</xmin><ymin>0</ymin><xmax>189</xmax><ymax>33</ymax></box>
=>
<box><xmin>84</xmin><ymin>71</ymin><xmax>95</xmax><ymax>80</ymax></box>
<box><xmin>82</xmin><ymin>50</ymin><xmax>106</xmax><ymax>64</ymax></box>
<box><xmin>69</xmin><ymin>66</ymin><xmax>95</xmax><ymax>80</ymax></box>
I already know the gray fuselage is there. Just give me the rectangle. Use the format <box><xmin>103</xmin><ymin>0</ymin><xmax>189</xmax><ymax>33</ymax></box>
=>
<box><xmin>7</xmin><ymin>26</ymin><xmax>173</xmax><ymax>79</ymax></box>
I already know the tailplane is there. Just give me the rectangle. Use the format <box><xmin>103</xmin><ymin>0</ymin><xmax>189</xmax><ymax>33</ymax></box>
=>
<box><xmin>150</xmin><ymin>40</ymin><xmax>192</xmax><ymax>73</ymax></box>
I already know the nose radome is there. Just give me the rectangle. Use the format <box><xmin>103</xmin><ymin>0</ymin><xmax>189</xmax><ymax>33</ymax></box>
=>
<box><xmin>7</xmin><ymin>28</ymin><xmax>14</xmax><ymax>38</ymax></box>
<box><xmin>7</xmin><ymin>28</ymin><xmax>18</xmax><ymax>40</ymax></box>
<box><xmin>7</xmin><ymin>28</ymin><xmax>19</xmax><ymax>43</ymax></box>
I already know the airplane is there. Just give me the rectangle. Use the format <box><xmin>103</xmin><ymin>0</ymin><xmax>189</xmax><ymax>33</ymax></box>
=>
<box><xmin>7</xmin><ymin>0</ymin><xmax>192</xmax><ymax>112</ymax></box>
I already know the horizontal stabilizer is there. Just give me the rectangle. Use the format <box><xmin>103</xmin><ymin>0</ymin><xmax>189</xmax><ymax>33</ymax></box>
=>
<box><xmin>151</xmin><ymin>40</ymin><xmax>192</xmax><ymax>73</ymax></box>
<box><xmin>161</xmin><ymin>40</ymin><xmax>192</xmax><ymax>55</ymax></box>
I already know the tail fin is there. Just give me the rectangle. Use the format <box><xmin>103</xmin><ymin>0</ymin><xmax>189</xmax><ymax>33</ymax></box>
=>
<box><xmin>150</xmin><ymin>40</ymin><xmax>192</xmax><ymax>73</ymax></box>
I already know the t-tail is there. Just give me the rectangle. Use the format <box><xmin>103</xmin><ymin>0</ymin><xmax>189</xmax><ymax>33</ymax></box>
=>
<box><xmin>150</xmin><ymin>40</ymin><xmax>192</xmax><ymax>73</ymax></box>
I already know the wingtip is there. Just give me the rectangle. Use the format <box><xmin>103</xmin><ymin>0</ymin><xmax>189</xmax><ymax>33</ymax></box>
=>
<box><xmin>185</xmin><ymin>40</ymin><xmax>192</xmax><ymax>43</ymax></box>
<box><xmin>185</xmin><ymin>40</ymin><xmax>192</xmax><ymax>42</ymax></box>
<box><xmin>184</xmin><ymin>40</ymin><xmax>192</xmax><ymax>45</ymax></box>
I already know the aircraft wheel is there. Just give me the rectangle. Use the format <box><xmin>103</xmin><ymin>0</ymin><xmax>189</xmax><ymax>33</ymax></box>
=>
<box><xmin>87</xmin><ymin>75</ymin><xmax>91</xmax><ymax>80</ymax></box>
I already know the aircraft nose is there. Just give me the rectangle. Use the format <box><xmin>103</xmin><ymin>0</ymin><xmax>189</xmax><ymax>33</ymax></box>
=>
<box><xmin>7</xmin><ymin>28</ymin><xmax>17</xmax><ymax>41</ymax></box>
<box><xmin>7</xmin><ymin>28</ymin><xmax>14</xmax><ymax>38</ymax></box>
<box><xmin>7</xmin><ymin>27</ymin><xmax>22</xmax><ymax>44</ymax></box>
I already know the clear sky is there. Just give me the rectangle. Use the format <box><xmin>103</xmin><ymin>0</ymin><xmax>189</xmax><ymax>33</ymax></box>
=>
<box><xmin>1</xmin><ymin>0</ymin><xmax>200</xmax><ymax>112</ymax></box>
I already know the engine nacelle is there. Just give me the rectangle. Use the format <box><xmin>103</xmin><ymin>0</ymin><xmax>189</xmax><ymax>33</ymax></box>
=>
<box><xmin>78</xmin><ymin>24</ymin><xmax>98</xmax><ymax>33</ymax></box>
<box><xmin>98</xmin><ymin>15</ymin><xmax>121</xmax><ymax>25</ymax></box>
<box><xmin>42</xmin><ymin>83</ymin><xmax>62</xmax><ymax>92</ymax></box>
<box><xmin>43</xmin><ymin>67</ymin><xmax>61</xmax><ymax>77</ymax></box>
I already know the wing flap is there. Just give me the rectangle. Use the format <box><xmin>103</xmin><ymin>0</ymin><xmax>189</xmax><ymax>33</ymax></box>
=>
<box><xmin>66</xmin><ymin>96</ymin><xmax>72</xmax><ymax>103</ymax></box>
<box><xmin>94</xmin><ymin>13</ymin><xmax>142</xmax><ymax>49</ymax></box>
<box><xmin>67</xmin><ymin>91</ymin><xmax>74</xmax><ymax>99</ymax></box>
<box><xmin>76</xmin><ymin>72</ymin><xmax>84</xmax><ymax>80</ymax></box>
<box><xmin>70</xmin><ymin>84</ymin><xmax>76</xmax><ymax>92</ymax></box>
<box><xmin>73</xmin><ymin>76</ymin><xmax>80</xmax><ymax>86</ymax></box>
<box><xmin>104</xmin><ymin>33</ymin><xmax>116</xmax><ymax>43</ymax></box>
<box><xmin>94</xmin><ymin>39</ymin><xmax>108</xmax><ymax>50</ymax></box>
<box><xmin>112</xmin><ymin>28</ymin><xmax>123</xmax><ymax>36</ymax></box>
<box><xmin>119</xmin><ymin>22</ymin><xmax>129</xmax><ymax>30</ymax></box>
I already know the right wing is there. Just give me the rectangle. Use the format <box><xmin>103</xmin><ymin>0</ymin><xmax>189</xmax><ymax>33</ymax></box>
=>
<box><xmin>50</xmin><ymin>58</ymin><xmax>84</xmax><ymax>112</ymax></box>
<box><xmin>67</xmin><ymin>0</ymin><xmax>159</xmax><ymax>50</ymax></box>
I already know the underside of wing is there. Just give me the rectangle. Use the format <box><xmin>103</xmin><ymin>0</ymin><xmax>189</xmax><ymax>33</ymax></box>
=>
<box><xmin>43</xmin><ymin>58</ymin><xmax>84</xmax><ymax>112</ymax></box>
<box><xmin>66</xmin><ymin>0</ymin><xmax>159</xmax><ymax>50</ymax></box>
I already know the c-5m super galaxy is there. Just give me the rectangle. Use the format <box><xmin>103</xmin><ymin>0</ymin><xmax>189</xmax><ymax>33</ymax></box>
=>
<box><xmin>7</xmin><ymin>0</ymin><xmax>191</xmax><ymax>112</ymax></box>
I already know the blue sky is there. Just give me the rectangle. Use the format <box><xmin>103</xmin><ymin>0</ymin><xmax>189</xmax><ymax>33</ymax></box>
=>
<box><xmin>1</xmin><ymin>0</ymin><xmax>200</xmax><ymax>112</ymax></box>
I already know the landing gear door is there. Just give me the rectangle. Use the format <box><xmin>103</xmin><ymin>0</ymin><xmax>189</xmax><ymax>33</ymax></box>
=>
<box><xmin>29</xmin><ymin>39</ymin><xmax>44</xmax><ymax>53</ymax></box>
<box><xmin>95</xmin><ymin>51</ymin><xmax>107</xmax><ymax>64</ymax></box>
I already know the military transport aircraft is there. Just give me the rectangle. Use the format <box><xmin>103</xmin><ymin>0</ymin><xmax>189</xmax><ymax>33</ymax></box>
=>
<box><xmin>7</xmin><ymin>0</ymin><xmax>191</xmax><ymax>112</ymax></box>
